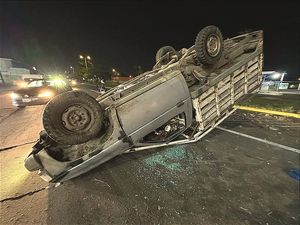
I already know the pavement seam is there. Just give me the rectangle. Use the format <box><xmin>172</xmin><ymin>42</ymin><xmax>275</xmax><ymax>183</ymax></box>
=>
<box><xmin>0</xmin><ymin>141</ymin><xmax>36</xmax><ymax>151</ymax></box>
<box><xmin>0</xmin><ymin>108</ymin><xmax>19</xmax><ymax>123</ymax></box>
<box><xmin>0</xmin><ymin>187</ymin><xmax>47</xmax><ymax>203</ymax></box>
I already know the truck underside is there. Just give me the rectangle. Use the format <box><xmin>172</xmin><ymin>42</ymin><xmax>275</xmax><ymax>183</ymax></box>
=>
<box><xmin>128</xmin><ymin>31</ymin><xmax>263</xmax><ymax>152</ymax></box>
<box><xmin>24</xmin><ymin>26</ymin><xmax>263</xmax><ymax>182</ymax></box>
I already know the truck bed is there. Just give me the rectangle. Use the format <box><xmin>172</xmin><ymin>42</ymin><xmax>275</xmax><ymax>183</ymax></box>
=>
<box><xmin>131</xmin><ymin>31</ymin><xmax>263</xmax><ymax>152</ymax></box>
<box><xmin>191</xmin><ymin>54</ymin><xmax>263</xmax><ymax>132</ymax></box>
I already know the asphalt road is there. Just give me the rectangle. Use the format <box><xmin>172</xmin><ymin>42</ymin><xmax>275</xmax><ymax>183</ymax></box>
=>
<box><xmin>0</xmin><ymin>90</ymin><xmax>299</xmax><ymax>225</ymax></box>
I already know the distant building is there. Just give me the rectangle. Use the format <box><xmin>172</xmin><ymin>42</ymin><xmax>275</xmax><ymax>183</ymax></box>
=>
<box><xmin>0</xmin><ymin>58</ymin><xmax>43</xmax><ymax>85</ymax></box>
<box><xmin>261</xmin><ymin>71</ymin><xmax>300</xmax><ymax>91</ymax></box>
<box><xmin>111</xmin><ymin>76</ymin><xmax>132</xmax><ymax>83</ymax></box>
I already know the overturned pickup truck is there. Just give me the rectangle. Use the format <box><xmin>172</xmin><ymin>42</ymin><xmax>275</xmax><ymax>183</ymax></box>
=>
<box><xmin>25</xmin><ymin>26</ymin><xmax>263</xmax><ymax>182</ymax></box>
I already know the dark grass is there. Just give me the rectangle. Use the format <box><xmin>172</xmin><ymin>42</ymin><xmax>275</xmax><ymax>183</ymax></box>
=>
<box><xmin>240</xmin><ymin>94</ymin><xmax>300</xmax><ymax>113</ymax></box>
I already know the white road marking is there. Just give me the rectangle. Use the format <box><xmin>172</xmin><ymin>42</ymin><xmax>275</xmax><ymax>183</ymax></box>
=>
<box><xmin>216</xmin><ymin>126</ymin><xmax>300</xmax><ymax>154</ymax></box>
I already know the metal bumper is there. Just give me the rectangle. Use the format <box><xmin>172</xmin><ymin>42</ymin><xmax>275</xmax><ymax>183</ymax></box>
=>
<box><xmin>24</xmin><ymin>154</ymin><xmax>43</xmax><ymax>172</ymax></box>
<box><xmin>24</xmin><ymin>139</ymin><xmax>129</xmax><ymax>183</ymax></box>
<box><xmin>24</xmin><ymin>153</ymin><xmax>53</xmax><ymax>182</ymax></box>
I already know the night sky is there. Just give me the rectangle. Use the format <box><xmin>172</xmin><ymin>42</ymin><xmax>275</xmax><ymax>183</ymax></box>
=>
<box><xmin>0</xmin><ymin>1</ymin><xmax>299</xmax><ymax>80</ymax></box>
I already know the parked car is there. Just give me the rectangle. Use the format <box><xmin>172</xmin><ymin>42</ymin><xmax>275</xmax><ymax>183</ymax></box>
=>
<box><xmin>11</xmin><ymin>78</ymin><xmax>72</xmax><ymax>108</ymax></box>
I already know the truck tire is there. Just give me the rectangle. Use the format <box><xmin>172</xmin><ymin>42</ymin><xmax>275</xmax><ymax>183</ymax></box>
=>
<box><xmin>195</xmin><ymin>25</ymin><xmax>223</xmax><ymax>65</ymax></box>
<box><xmin>43</xmin><ymin>91</ymin><xmax>104</xmax><ymax>145</ymax></box>
<box><xmin>155</xmin><ymin>46</ymin><xmax>177</xmax><ymax>67</ymax></box>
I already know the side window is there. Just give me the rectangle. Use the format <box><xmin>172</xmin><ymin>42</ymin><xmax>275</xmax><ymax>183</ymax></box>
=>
<box><xmin>36</xmin><ymin>80</ymin><xmax>43</xmax><ymax>86</ymax></box>
<box><xmin>141</xmin><ymin>113</ymin><xmax>186</xmax><ymax>143</ymax></box>
<box><xmin>28</xmin><ymin>81</ymin><xmax>40</xmax><ymax>87</ymax></box>
<box><xmin>30</xmin><ymin>81</ymin><xmax>37</xmax><ymax>87</ymax></box>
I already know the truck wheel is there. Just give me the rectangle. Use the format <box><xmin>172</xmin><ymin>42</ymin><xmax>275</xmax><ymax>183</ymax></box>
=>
<box><xmin>195</xmin><ymin>25</ymin><xmax>223</xmax><ymax>65</ymax></box>
<box><xmin>43</xmin><ymin>91</ymin><xmax>104</xmax><ymax>145</ymax></box>
<box><xmin>155</xmin><ymin>46</ymin><xmax>177</xmax><ymax>67</ymax></box>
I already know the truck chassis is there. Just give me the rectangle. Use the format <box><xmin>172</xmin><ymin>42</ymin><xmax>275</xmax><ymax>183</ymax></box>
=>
<box><xmin>24</xmin><ymin>26</ymin><xmax>263</xmax><ymax>182</ymax></box>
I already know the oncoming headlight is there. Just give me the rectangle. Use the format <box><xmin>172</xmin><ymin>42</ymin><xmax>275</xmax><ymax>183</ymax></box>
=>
<box><xmin>11</xmin><ymin>93</ymin><xmax>20</xmax><ymax>99</ymax></box>
<box><xmin>16</xmin><ymin>81</ymin><xmax>28</xmax><ymax>88</ymax></box>
<box><xmin>38</xmin><ymin>91</ymin><xmax>54</xmax><ymax>98</ymax></box>
<box><xmin>52</xmin><ymin>79</ymin><xmax>66</xmax><ymax>87</ymax></box>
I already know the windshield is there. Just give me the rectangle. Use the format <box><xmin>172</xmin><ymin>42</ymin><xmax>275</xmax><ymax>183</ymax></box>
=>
<box><xmin>27</xmin><ymin>80</ymin><xmax>67</xmax><ymax>88</ymax></box>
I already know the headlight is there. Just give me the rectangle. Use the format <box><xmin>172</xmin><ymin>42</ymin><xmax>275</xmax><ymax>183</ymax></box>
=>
<box><xmin>38</xmin><ymin>91</ymin><xmax>54</xmax><ymax>98</ymax></box>
<box><xmin>14</xmin><ymin>80</ymin><xmax>28</xmax><ymax>88</ymax></box>
<box><xmin>52</xmin><ymin>79</ymin><xmax>66</xmax><ymax>87</ymax></box>
<box><xmin>11</xmin><ymin>93</ymin><xmax>20</xmax><ymax>99</ymax></box>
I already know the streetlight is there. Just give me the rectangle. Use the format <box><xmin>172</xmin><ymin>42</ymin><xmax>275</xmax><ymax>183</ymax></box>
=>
<box><xmin>79</xmin><ymin>55</ymin><xmax>91</xmax><ymax>70</ymax></box>
<box><xmin>270</xmin><ymin>72</ymin><xmax>281</xmax><ymax>80</ymax></box>
<box><xmin>70</xmin><ymin>66</ymin><xmax>75</xmax><ymax>74</ymax></box>
<box><xmin>112</xmin><ymin>68</ymin><xmax>120</xmax><ymax>76</ymax></box>
<box><xmin>262</xmin><ymin>71</ymin><xmax>285</xmax><ymax>82</ymax></box>
<box><xmin>112</xmin><ymin>68</ymin><xmax>117</xmax><ymax>76</ymax></box>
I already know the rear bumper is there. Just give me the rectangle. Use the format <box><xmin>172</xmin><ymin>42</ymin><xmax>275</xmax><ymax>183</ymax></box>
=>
<box><xmin>24</xmin><ymin>154</ymin><xmax>43</xmax><ymax>172</ymax></box>
<box><xmin>24</xmin><ymin>153</ymin><xmax>53</xmax><ymax>182</ymax></box>
<box><xmin>24</xmin><ymin>140</ymin><xmax>129</xmax><ymax>183</ymax></box>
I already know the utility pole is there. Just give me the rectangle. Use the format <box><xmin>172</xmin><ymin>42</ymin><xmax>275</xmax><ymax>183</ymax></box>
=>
<box><xmin>79</xmin><ymin>55</ymin><xmax>92</xmax><ymax>80</ymax></box>
<box><xmin>79</xmin><ymin>55</ymin><xmax>91</xmax><ymax>70</ymax></box>
<box><xmin>84</xmin><ymin>58</ymin><xmax>88</xmax><ymax>70</ymax></box>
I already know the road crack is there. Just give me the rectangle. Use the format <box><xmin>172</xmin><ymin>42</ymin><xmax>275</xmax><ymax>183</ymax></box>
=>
<box><xmin>0</xmin><ymin>187</ymin><xmax>47</xmax><ymax>203</ymax></box>
<box><xmin>0</xmin><ymin>108</ymin><xmax>19</xmax><ymax>123</ymax></box>
<box><xmin>0</xmin><ymin>141</ymin><xmax>36</xmax><ymax>151</ymax></box>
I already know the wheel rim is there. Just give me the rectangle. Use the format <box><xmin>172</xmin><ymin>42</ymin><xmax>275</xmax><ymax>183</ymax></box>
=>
<box><xmin>62</xmin><ymin>105</ymin><xmax>91</xmax><ymax>131</ymax></box>
<box><xmin>206</xmin><ymin>34</ymin><xmax>221</xmax><ymax>57</ymax></box>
